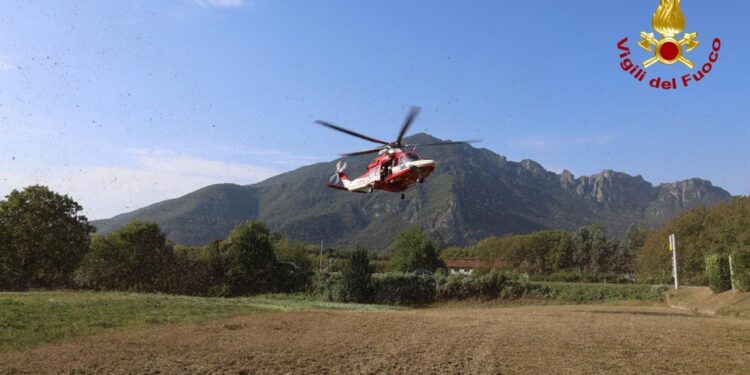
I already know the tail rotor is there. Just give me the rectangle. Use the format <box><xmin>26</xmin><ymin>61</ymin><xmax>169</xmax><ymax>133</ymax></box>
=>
<box><xmin>329</xmin><ymin>160</ymin><xmax>347</xmax><ymax>184</ymax></box>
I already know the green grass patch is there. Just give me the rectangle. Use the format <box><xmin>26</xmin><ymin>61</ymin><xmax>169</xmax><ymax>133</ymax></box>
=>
<box><xmin>529</xmin><ymin>282</ymin><xmax>666</xmax><ymax>302</ymax></box>
<box><xmin>0</xmin><ymin>290</ymin><xmax>397</xmax><ymax>353</ymax></box>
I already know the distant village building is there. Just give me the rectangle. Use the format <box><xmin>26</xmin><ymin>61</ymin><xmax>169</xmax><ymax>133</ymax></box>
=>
<box><xmin>444</xmin><ymin>258</ymin><xmax>503</xmax><ymax>274</ymax></box>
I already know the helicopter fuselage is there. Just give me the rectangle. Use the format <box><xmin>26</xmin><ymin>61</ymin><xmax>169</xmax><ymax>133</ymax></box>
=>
<box><xmin>328</xmin><ymin>149</ymin><xmax>436</xmax><ymax>194</ymax></box>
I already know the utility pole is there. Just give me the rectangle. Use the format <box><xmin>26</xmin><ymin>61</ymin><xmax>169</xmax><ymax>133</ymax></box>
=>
<box><xmin>669</xmin><ymin>234</ymin><xmax>679</xmax><ymax>289</ymax></box>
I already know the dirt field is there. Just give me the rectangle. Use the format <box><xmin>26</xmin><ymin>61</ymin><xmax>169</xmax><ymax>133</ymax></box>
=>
<box><xmin>2</xmin><ymin>304</ymin><xmax>749</xmax><ymax>374</ymax></box>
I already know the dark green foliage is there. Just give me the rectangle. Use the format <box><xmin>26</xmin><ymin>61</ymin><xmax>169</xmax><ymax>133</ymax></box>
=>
<box><xmin>371</xmin><ymin>273</ymin><xmax>435</xmax><ymax>306</ymax></box>
<box><xmin>390</xmin><ymin>227</ymin><xmax>444</xmax><ymax>272</ymax></box>
<box><xmin>731</xmin><ymin>250</ymin><xmax>750</xmax><ymax>292</ymax></box>
<box><xmin>529</xmin><ymin>282</ymin><xmax>664</xmax><ymax>302</ymax></box>
<box><xmin>0</xmin><ymin>186</ymin><xmax>94</xmax><ymax>289</ymax></box>
<box><xmin>312</xmin><ymin>272</ymin><xmax>346</xmax><ymax>302</ymax></box>
<box><xmin>637</xmin><ymin>197</ymin><xmax>750</xmax><ymax>285</ymax></box>
<box><xmin>74</xmin><ymin>221</ymin><xmax>206</xmax><ymax>294</ymax></box>
<box><xmin>530</xmin><ymin>271</ymin><xmax>633</xmax><ymax>284</ymax></box>
<box><xmin>270</xmin><ymin>236</ymin><xmax>314</xmax><ymax>292</ymax></box>
<box><xmin>614</xmin><ymin>224</ymin><xmax>646</xmax><ymax>274</ymax></box>
<box><xmin>588</xmin><ymin>228</ymin><xmax>615</xmax><ymax>273</ymax></box>
<box><xmin>706</xmin><ymin>254</ymin><xmax>732</xmax><ymax>293</ymax></box>
<box><xmin>204</xmin><ymin>221</ymin><xmax>277</xmax><ymax>297</ymax></box>
<box><xmin>435</xmin><ymin>271</ymin><xmax>531</xmax><ymax>301</ymax></box>
<box><xmin>0</xmin><ymin>223</ymin><xmax>20</xmax><ymax>290</ymax></box>
<box><xmin>341</xmin><ymin>247</ymin><xmax>374</xmax><ymax>303</ymax></box>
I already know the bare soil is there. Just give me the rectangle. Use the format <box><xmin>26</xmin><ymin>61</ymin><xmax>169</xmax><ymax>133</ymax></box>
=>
<box><xmin>2</xmin><ymin>305</ymin><xmax>749</xmax><ymax>374</ymax></box>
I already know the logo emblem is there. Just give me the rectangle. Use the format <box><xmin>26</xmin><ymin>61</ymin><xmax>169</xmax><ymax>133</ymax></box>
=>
<box><xmin>638</xmin><ymin>0</ymin><xmax>699</xmax><ymax>69</ymax></box>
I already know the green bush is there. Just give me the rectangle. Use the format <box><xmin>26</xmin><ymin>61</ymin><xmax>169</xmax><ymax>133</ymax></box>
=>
<box><xmin>312</xmin><ymin>272</ymin><xmax>346</xmax><ymax>302</ymax></box>
<box><xmin>204</xmin><ymin>221</ymin><xmax>277</xmax><ymax>297</ymax></box>
<box><xmin>706</xmin><ymin>254</ymin><xmax>732</xmax><ymax>293</ymax></box>
<box><xmin>341</xmin><ymin>248</ymin><xmax>374</xmax><ymax>303</ymax></box>
<box><xmin>371</xmin><ymin>273</ymin><xmax>435</xmax><ymax>306</ymax></box>
<box><xmin>435</xmin><ymin>271</ymin><xmax>532</xmax><ymax>301</ymax></box>
<box><xmin>529</xmin><ymin>282</ymin><xmax>664</xmax><ymax>302</ymax></box>
<box><xmin>530</xmin><ymin>271</ymin><xmax>634</xmax><ymax>284</ymax></box>
<box><xmin>75</xmin><ymin>222</ymin><xmax>178</xmax><ymax>293</ymax></box>
<box><xmin>730</xmin><ymin>250</ymin><xmax>750</xmax><ymax>292</ymax></box>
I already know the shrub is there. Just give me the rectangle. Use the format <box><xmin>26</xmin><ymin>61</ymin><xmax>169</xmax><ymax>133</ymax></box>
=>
<box><xmin>75</xmin><ymin>222</ymin><xmax>176</xmax><ymax>292</ymax></box>
<box><xmin>372</xmin><ymin>273</ymin><xmax>435</xmax><ymax>306</ymax></box>
<box><xmin>341</xmin><ymin>247</ymin><xmax>374</xmax><ymax>303</ymax></box>
<box><xmin>204</xmin><ymin>221</ymin><xmax>277</xmax><ymax>297</ymax></box>
<box><xmin>530</xmin><ymin>271</ymin><xmax>634</xmax><ymax>284</ymax></box>
<box><xmin>706</xmin><ymin>254</ymin><xmax>732</xmax><ymax>293</ymax></box>
<box><xmin>730</xmin><ymin>250</ymin><xmax>750</xmax><ymax>292</ymax></box>
<box><xmin>529</xmin><ymin>282</ymin><xmax>664</xmax><ymax>302</ymax></box>
<box><xmin>312</xmin><ymin>272</ymin><xmax>346</xmax><ymax>302</ymax></box>
<box><xmin>272</xmin><ymin>265</ymin><xmax>312</xmax><ymax>293</ymax></box>
<box><xmin>435</xmin><ymin>271</ymin><xmax>531</xmax><ymax>301</ymax></box>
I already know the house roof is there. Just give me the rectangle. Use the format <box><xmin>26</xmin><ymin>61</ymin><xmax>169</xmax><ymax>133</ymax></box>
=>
<box><xmin>444</xmin><ymin>258</ymin><xmax>503</xmax><ymax>269</ymax></box>
<box><xmin>444</xmin><ymin>258</ymin><xmax>480</xmax><ymax>269</ymax></box>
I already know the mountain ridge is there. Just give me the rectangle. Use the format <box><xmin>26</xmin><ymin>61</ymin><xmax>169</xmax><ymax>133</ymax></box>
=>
<box><xmin>93</xmin><ymin>133</ymin><xmax>733</xmax><ymax>250</ymax></box>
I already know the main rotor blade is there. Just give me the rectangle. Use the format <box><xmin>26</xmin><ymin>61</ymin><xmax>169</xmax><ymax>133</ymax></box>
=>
<box><xmin>340</xmin><ymin>146</ymin><xmax>385</xmax><ymax>157</ymax></box>
<box><xmin>315</xmin><ymin>120</ymin><xmax>389</xmax><ymax>145</ymax></box>
<box><xmin>396</xmin><ymin>107</ymin><xmax>420</xmax><ymax>147</ymax></box>
<box><xmin>404</xmin><ymin>139</ymin><xmax>482</xmax><ymax>147</ymax></box>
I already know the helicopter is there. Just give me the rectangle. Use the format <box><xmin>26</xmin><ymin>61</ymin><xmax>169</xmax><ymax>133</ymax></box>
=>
<box><xmin>315</xmin><ymin>107</ymin><xmax>479</xmax><ymax>199</ymax></box>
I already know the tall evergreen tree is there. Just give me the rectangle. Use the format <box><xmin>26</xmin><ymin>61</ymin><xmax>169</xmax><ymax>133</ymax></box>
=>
<box><xmin>571</xmin><ymin>227</ymin><xmax>591</xmax><ymax>271</ymax></box>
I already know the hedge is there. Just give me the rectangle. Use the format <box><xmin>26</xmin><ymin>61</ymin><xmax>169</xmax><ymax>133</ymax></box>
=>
<box><xmin>435</xmin><ymin>271</ymin><xmax>532</xmax><ymax>301</ymax></box>
<box><xmin>730</xmin><ymin>250</ymin><xmax>750</xmax><ymax>292</ymax></box>
<box><xmin>706</xmin><ymin>254</ymin><xmax>732</xmax><ymax>293</ymax></box>
<box><xmin>372</xmin><ymin>273</ymin><xmax>435</xmax><ymax>306</ymax></box>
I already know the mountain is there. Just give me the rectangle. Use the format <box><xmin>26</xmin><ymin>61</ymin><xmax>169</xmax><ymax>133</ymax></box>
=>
<box><xmin>92</xmin><ymin>133</ymin><xmax>732</xmax><ymax>250</ymax></box>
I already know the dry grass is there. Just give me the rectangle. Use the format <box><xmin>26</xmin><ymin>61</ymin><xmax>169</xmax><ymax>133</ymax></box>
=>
<box><xmin>2</xmin><ymin>304</ymin><xmax>749</xmax><ymax>374</ymax></box>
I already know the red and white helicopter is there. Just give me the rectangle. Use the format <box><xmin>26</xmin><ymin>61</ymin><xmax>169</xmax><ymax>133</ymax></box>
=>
<box><xmin>316</xmin><ymin>107</ymin><xmax>479</xmax><ymax>199</ymax></box>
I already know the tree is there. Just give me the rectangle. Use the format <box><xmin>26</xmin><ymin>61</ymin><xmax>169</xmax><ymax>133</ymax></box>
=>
<box><xmin>75</xmin><ymin>221</ymin><xmax>174</xmax><ymax>292</ymax></box>
<box><xmin>589</xmin><ymin>228</ymin><xmax>615</xmax><ymax>273</ymax></box>
<box><xmin>615</xmin><ymin>224</ymin><xmax>646</xmax><ymax>274</ymax></box>
<box><xmin>0</xmin><ymin>185</ymin><xmax>94</xmax><ymax>289</ymax></box>
<box><xmin>571</xmin><ymin>226</ymin><xmax>591</xmax><ymax>271</ymax></box>
<box><xmin>342</xmin><ymin>246</ymin><xmax>374</xmax><ymax>303</ymax></box>
<box><xmin>391</xmin><ymin>227</ymin><xmax>444</xmax><ymax>272</ymax></box>
<box><xmin>205</xmin><ymin>220</ymin><xmax>277</xmax><ymax>296</ymax></box>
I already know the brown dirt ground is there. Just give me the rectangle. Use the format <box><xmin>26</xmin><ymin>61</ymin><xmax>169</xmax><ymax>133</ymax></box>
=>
<box><xmin>2</xmin><ymin>305</ymin><xmax>750</xmax><ymax>374</ymax></box>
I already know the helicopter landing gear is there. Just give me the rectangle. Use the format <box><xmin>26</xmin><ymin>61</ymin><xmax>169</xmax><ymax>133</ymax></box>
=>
<box><xmin>400</xmin><ymin>193</ymin><xmax>405</xmax><ymax>200</ymax></box>
<box><xmin>417</xmin><ymin>178</ymin><xmax>424</xmax><ymax>184</ymax></box>
<box><xmin>368</xmin><ymin>185</ymin><xmax>374</xmax><ymax>193</ymax></box>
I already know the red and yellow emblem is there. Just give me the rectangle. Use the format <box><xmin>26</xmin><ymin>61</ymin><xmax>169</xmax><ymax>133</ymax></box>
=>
<box><xmin>638</xmin><ymin>0</ymin><xmax>699</xmax><ymax>68</ymax></box>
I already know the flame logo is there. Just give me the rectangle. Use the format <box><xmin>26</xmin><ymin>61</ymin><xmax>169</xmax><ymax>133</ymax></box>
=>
<box><xmin>652</xmin><ymin>0</ymin><xmax>686</xmax><ymax>38</ymax></box>
<box><xmin>639</xmin><ymin>0</ymin><xmax>698</xmax><ymax>68</ymax></box>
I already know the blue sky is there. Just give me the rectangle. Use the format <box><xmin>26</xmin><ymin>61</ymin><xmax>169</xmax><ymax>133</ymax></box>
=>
<box><xmin>0</xmin><ymin>0</ymin><xmax>748</xmax><ymax>219</ymax></box>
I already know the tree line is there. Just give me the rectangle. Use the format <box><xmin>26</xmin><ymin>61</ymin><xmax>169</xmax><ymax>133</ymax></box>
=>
<box><xmin>3</xmin><ymin>185</ymin><xmax>747</xmax><ymax>295</ymax></box>
<box><xmin>0</xmin><ymin>186</ymin><xmax>312</xmax><ymax>295</ymax></box>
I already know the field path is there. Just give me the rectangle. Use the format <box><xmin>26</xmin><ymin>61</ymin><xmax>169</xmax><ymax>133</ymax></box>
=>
<box><xmin>2</xmin><ymin>305</ymin><xmax>749</xmax><ymax>374</ymax></box>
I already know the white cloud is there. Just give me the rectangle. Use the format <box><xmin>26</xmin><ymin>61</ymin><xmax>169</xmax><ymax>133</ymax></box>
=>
<box><xmin>189</xmin><ymin>0</ymin><xmax>248</xmax><ymax>8</ymax></box>
<box><xmin>0</xmin><ymin>149</ymin><xmax>280</xmax><ymax>220</ymax></box>
<box><xmin>511</xmin><ymin>133</ymin><xmax>619</xmax><ymax>151</ymax></box>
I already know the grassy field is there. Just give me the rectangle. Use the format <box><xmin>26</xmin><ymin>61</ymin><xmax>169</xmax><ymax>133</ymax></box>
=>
<box><xmin>3</xmin><ymin>287</ymin><xmax>749</xmax><ymax>373</ymax></box>
<box><xmin>2</xmin><ymin>303</ymin><xmax>749</xmax><ymax>374</ymax></box>
<box><xmin>0</xmin><ymin>291</ymin><xmax>396</xmax><ymax>353</ymax></box>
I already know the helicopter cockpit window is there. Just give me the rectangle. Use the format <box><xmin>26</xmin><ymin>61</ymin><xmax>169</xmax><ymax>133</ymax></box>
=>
<box><xmin>402</xmin><ymin>153</ymin><xmax>420</xmax><ymax>163</ymax></box>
